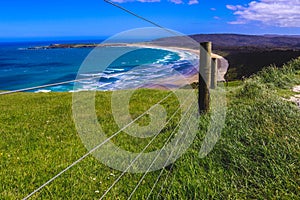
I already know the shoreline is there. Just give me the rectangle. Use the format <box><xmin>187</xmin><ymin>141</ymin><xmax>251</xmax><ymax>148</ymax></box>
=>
<box><xmin>28</xmin><ymin>42</ymin><xmax>229</xmax><ymax>84</ymax></box>
<box><xmin>125</xmin><ymin>43</ymin><xmax>229</xmax><ymax>84</ymax></box>
<box><xmin>28</xmin><ymin>42</ymin><xmax>229</xmax><ymax>90</ymax></box>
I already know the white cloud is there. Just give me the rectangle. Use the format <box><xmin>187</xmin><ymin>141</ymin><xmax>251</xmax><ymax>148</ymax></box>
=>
<box><xmin>228</xmin><ymin>20</ymin><xmax>246</xmax><ymax>25</ymax></box>
<box><xmin>169</xmin><ymin>0</ymin><xmax>184</xmax><ymax>4</ymax></box>
<box><xmin>226</xmin><ymin>0</ymin><xmax>300</xmax><ymax>27</ymax></box>
<box><xmin>226</xmin><ymin>5</ymin><xmax>245</xmax><ymax>11</ymax></box>
<box><xmin>188</xmin><ymin>0</ymin><xmax>199</xmax><ymax>5</ymax></box>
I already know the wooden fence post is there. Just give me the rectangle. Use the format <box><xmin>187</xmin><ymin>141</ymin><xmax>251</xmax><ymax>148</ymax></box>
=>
<box><xmin>211</xmin><ymin>57</ymin><xmax>218</xmax><ymax>89</ymax></box>
<box><xmin>198</xmin><ymin>42</ymin><xmax>212</xmax><ymax>113</ymax></box>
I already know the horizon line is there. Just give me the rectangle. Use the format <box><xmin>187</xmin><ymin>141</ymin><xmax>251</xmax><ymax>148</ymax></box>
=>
<box><xmin>1</xmin><ymin>33</ymin><xmax>300</xmax><ymax>43</ymax></box>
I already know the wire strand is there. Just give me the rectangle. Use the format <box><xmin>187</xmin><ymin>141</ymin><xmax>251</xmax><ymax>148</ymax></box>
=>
<box><xmin>146</xmin><ymin>105</ymin><xmax>198</xmax><ymax>200</ymax></box>
<box><xmin>1</xmin><ymin>0</ymin><xmax>179</xmax><ymax>96</ymax></box>
<box><xmin>19</xmin><ymin>0</ymin><xmax>197</xmax><ymax>198</ymax></box>
<box><xmin>99</xmin><ymin>90</ymin><xmax>196</xmax><ymax>200</ymax></box>
<box><xmin>127</xmin><ymin>100</ymin><xmax>197</xmax><ymax>200</ymax></box>
<box><xmin>103</xmin><ymin>0</ymin><xmax>180</xmax><ymax>37</ymax></box>
<box><xmin>23</xmin><ymin>92</ymin><xmax>173</xmax><ymax>200</ymax></box>
<box><xmin>154</xmin><ymin>110</ymin><xmax>197</xmax><ymax>199</ymax></box>
<box><xmin>0</xmin><ymin>75</ymin><xmax>105</xmax><ymax>95</ymax></box>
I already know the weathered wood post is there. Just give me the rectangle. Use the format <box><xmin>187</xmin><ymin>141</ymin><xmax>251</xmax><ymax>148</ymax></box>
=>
<box><xmin>199</xmin><ymin>42</ymin><xmax>212</xmax><ymax>113</ymax></box>
<box><xmin>211</xmin><ymin>57</ymin><xmax>218</xmax><ymax>89</ymax></box>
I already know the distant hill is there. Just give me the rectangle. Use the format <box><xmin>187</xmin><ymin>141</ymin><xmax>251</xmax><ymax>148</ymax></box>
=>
<box><xmin>152</xmin><ymin>34</ymin><xmax>300</xmax><ymax>49</ymax></box>
<box><xmin>189</xmin><ymin>34</ymin><xmax>300</xmax><ymax>49</ymax></box>
<box><xmin>152</xmin><ymin>34</ymin><xmax>300</xmax><ymax>80</ymax></box>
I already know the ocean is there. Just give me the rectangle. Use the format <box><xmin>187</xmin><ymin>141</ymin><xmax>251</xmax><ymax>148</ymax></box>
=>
<box><xmin>0</xmin><ymin>41</ymin><xmax>198</xmax><ymax>92</ymax></box>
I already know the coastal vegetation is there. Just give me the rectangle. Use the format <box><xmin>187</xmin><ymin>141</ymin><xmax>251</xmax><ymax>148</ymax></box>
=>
<box><xmin>153</xmin><ymin>34</ymin><xmax>300</xmax><ymax>81</ymax></box>
<box><xmin>1</xmin><ymin>56</ymin><xmax>299</xmax><ymax>199</ymax></box>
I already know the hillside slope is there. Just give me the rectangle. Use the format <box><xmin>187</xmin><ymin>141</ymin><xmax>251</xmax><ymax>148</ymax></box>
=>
<box><xmin>1</xmin><ymin>58</ymin><xmax>300</xmax><ymax>199</ymax></box>
<box><xmin>152</xmin><ymin>34</ymin><xmax>300</xmax><ymax>80</ymax></box>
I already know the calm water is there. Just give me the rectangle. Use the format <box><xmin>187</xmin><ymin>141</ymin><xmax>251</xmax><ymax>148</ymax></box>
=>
<box><xmin>0</xmin><ymin>41</ymin><xmax>198</xmax><ymax>92</ymax></box>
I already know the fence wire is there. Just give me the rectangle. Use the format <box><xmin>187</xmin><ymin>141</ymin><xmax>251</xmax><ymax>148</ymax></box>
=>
<box><xmin>99</xmin><ymin>90</ymin><xmax>197</xmax><ymax>200</ymax></box>
<box><xmin>0</xmin><ymin>0</ymin><xmax>202</xmax><ymax>199</ymax></box>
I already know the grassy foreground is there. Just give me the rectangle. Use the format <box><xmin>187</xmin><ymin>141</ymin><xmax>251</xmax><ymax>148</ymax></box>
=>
<box><xmin>1</xmin><ymin>58</ymin><xmax>300</xmax><ymax>199</ymax></box>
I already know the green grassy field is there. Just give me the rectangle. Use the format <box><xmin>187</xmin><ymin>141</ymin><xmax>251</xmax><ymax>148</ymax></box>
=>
<box><xmin>1</xmin><ymin>58</ymin><xmax>300</xmax><ymax>199</ymax></box>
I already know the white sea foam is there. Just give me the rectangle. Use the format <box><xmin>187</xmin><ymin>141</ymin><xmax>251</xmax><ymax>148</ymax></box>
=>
<box><xmin>109</xmin><ymin>68</ymin><xmax>125</xmax><ymax>72</ymax></box>
<box><xmin>72</xmin><ymin>46</ymin><xmax>198</xmax><ymax>91</ymax></box>
<box><xmin>35</xmin><ymin>89</ymin><xmax>51</xmax><ymax>93</ymax></box>
<box><xmin>154</xmin><ymin>53</ymin><xmax>173</xmax><ymax>64</ymax></box>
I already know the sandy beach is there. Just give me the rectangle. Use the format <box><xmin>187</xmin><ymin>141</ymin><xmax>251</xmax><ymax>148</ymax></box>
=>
<box><xmin>24</xmin><ymin>42</ymin><xmax>229</xmax><ymax>90</ymax></box>
<box><xmin>125</xmin><ymin>43</ymin><xmax>229</xmax><ymax>85</ymax></box>
<box><xmin>28</xmin><ymin>42</ymin><xmax>229</xmax><ymax>86</ymax></box>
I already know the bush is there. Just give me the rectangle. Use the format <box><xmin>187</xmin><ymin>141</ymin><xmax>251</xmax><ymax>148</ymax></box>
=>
<box><xmin>255</xmin><ymin>58</ymin><xmax>300</xmax><ymax>88</ymax></box>
<box><xmin>236</xmin><ymin>78</ymin><xmax>267</xmax><ymax>99</ymax></box>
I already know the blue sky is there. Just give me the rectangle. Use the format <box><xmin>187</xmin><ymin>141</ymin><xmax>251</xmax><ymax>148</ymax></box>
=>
<box><xmin>0</xmin><ymin>0</ymin><xmax>300</xmax><ymax>41</ymax></box>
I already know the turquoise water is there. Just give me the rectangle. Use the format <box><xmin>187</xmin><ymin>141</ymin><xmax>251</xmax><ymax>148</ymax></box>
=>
<box><xmin>0</xmin><ymin>41</ymin><xmax>198</xmax><ymax>92</ymax></box>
